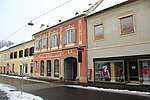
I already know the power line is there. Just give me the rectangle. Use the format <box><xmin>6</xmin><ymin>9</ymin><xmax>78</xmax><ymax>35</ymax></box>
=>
<box><xmin>31</xmin><ymin>0</ymin><xmax>72</xmax><ymax>21</ymax></box>
<box><xmin>3</xmin><ymin>24</ymin><xmax>27</xmax><ymax>41</ymax></box>
<box><xmin>2</xmin><ymin>0</ymin><xmax>72</xmax><ymax>42</ymax></box>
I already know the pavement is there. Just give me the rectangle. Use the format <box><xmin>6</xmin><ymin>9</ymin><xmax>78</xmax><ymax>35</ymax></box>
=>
<box><xmin>0</xmin><ymin>74</ymin><xmax>150</xmax><ymax>100</ymax></box>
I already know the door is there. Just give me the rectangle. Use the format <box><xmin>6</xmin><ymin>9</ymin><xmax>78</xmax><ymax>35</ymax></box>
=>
<box><xmin>20</xmin><ymin>65</ymin><xmax>22</xmax><ymax>76</ymax></box>
<box><xmin>30</xmin><ymin>63</ymin><xmax>33</xmax><ymax>77</ymax></box>
<box><xmin>64</xmin><ymin>57</ymin><xmax>77</xmax><ymax>80</ymax></box>
<box><xmin>129</xmin><ymin>60</ymin><xmax>139</xmax><ymax>81</ymax></box>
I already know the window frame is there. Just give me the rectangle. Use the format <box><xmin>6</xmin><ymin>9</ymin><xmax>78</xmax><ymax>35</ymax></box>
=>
<box><xmin>19</xmin><ymin>50</ymin><xmax>23</xmax><ymax>58</ymax></box>
<box><xmin>14</xmin><ymin>51</ymin><xmax>17</xmax><ymax>59</ymax></box>
<box><xmin>94</xmin><ymin>23</ymin><xmax>104</xmax><ymax>40</ymax></box>
<box><xmin>42</xmin><ymin>37</ymin><xmax>48</xmax><ymax>49</ymax></box>
<box><xmin>54</xmin><ymin>59</ymin><xmax>59</xmax><ymax>77</ymax></box>
<box><xmin>24</xmin><ymin>48</ymin><xmax>28</xmax><ymax>57</ymax></box>
<box><xmin>50</xmin><ymin>33</ymin><xmax>59</xmax><ymax>48</ymax></box>
<box><xmin>119</xmin><ymin>14</ymin><xmax>135</xmax><ymax>35</ymax></box>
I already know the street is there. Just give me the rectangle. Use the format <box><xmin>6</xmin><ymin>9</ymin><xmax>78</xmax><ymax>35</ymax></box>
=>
<box><xmin>0</xmin><ymin>75</ymin><xmax>150</xmax><ymax>100</ymax></box>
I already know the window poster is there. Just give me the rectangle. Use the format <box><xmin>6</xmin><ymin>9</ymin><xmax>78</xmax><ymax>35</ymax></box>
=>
<box><xmin>95</xmin><ymin>62</ymin><xmax>111</xmax><ymax>82</ymax></box>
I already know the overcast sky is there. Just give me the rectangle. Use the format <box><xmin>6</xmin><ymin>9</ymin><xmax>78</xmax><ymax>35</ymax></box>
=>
<box><xmin>0</xmin><ymin>0</ymin><xmax>127</xmax><ymax>45</ymax></box>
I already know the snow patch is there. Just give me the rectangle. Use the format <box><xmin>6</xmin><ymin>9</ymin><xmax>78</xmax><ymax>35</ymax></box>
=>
<box><xmin>65</xmin><ymin>85</ymin><xmax>150</xmax><ymax>97</ymax></box>
<box><xmin>0</xmin><ymin>83</ymin><xmax>43</xmax><ymax>100</ymax></box>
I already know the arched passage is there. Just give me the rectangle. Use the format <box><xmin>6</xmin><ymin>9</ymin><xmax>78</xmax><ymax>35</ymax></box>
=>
<box><xmin>64</xmin><ymin>57</ymin><xmax>77</xmax><ymax>80</ymax></box>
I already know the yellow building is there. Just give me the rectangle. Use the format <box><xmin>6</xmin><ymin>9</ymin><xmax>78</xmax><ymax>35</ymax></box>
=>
<box><xmin>0</xmin><ymin>40</ymin><xmax>34</xmax><ymax>77</ymax></box>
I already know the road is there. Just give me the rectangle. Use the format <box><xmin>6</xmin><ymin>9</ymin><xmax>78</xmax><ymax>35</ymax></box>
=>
<box><xmin>0</xmin><ymin>75</ymin><xmax>150</xmax><ymax>100</ymax></box>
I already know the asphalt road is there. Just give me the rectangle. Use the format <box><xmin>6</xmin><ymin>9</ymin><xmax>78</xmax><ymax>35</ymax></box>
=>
<box><xmin>0</xmin><ymin>75</ymin><xmax>150</xmax><ymax>100</ymax></box>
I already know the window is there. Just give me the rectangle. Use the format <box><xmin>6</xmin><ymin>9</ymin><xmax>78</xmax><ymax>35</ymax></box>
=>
<box><xmin>95</xmin><ymin>62</ymin><xmax>111</xmax><ymax>81</ymax></box>
<box><xmin>120</xmin><ymin>15</ymin><xmax>134</xmax><ymax>35</ymax></box>
<box><xmin>50</xmin><ymin>34</ymin><xmax>59</xmax><ymax>47</ymax></box>
<box><xmin>24</xmin><ymin>48</ymin><xmax>28</xmax><ymax>57</ymax></box>
<box><xmin>19</xmin><ymin>50</ymin><xmax>23</xmax><ymax>58</ymax></box>
<box><xmin>34</xmin><ymin>61</ymin><xmax>38</xmax><ymax>71</ymax></box>
<box><xmin>36</xmin><ymin>40</ymin><xmax>40</xmax><ymax>50</ymax></box>
<box><xmin>40</xmin><ymin>60</ymin><xmax>44</xmax><ymax>76</ymax></box>
<box><xmin>63</xmin><ymin>28</ymin><xmax>76</xmax><ymax>44</ymax></box>
<box><xmin>94</xmin><ymin>61</ymin><xmax>124</xmax><ymax>82</ymax></box>
<box><xmin>10</xmin><ymin>52</ymin><xmax>13</xmax><ymax>59</ymax></box>
<box><xmin>54</xmin><ymin>59</ymin><xmax>59</xmax><ymax>77</ymax></box>
<box><xmin>47</xmin><ymin>60</ymin><xmax>52</xmax><ymax>76</ymax></box>
<box><xmin>42</xmin><ymin>37</ymin><xmax>47</xmax><ymax>49</ymax></box>
<box><xmin>29</xmin><ymin>47</ymin><xmax>34</xmax><ymax>56</ymax></box>
<box><xmin>14</xmin><ymin>51</ymin><xmax>17</xmax><ymax>59</ymax></box>
<box><xmin>139</xmin><ymin>60</ymin><xmax>150</xmax><ymax>84</ymax></box>
<box><xmin>4</xmin><ymin>53</ymin><xmax>6</xmax><ymax>60</ymax></box>
<box><xmin>94</xmin><ymin>24</ymin><xmax>104</xmax><ymax>40</ymax></box>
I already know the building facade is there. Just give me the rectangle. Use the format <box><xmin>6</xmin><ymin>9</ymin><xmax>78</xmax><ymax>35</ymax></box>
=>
<box><xmin>0</xmin><ymin>40</ymin><xmax>34</xmax><ymax>77</ymax></box>
<box><xmin>87</xmin><ymin>0</ymin><xmax>150</xmax><ymax>85</ymax></box>
<box><xmin>33</xmin><ymin>15</ymin><xmax>87</xmax><ymax>82</ymax></box>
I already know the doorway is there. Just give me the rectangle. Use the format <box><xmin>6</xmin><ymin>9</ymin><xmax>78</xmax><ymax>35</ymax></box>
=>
<box><xmin>64</xmin><ymin>57</ymin><xmax>77</xmax><ymax>80</ymax></box>
<box><xmin>129</xmin><ymin>60</ymin><xmax>139</xmax><ymax>82</ymax></box>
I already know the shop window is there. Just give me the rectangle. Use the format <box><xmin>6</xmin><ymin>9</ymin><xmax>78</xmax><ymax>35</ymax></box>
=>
<box><xmin>140</xmin><ymin>60</ymin><xmax>150</xmax><ymax>84</ymax></box>
<box><xmin>34</xmin><ymin>61</ymin><xmax>38</xmax><ymax>71</ymax></box>
<box><xmin>63</xmin><ymin>28</ymin><xmax>76</xmax><ymax>45</ymax></box>
<box><xmin>40</xmin><ymin>60</ymin><xmax>44</xmax><ymax>76</ymax></box>
<box><xmin>29</xmin><ymin>47</ymin><xmax>34</xmax><ymax>56</ymax></box>
<box><xmin>114</xmin><ymin>62</ymin><xmax>124</xmax><ymax>82</ymax></box>
<box><xmin>54</xmin><ymin>59</ymin><xmax>59</xmax><ymax>77</ymax></box>
<box><xmin>10</xmin><ymin>52</ymin><xmax>13</xmax><ymax>59</ymax></box>
<box><xmin>120</xmin><ymin>15</ymin><xmax>134</xmax><ymax>35</ymax></box>
<box><xmin>14</xmin><ymin>51</ymin><xmax>17</xmax><ymax>59</ymax></box>
<box><xmin>19</xmin><ymin>50</ymin><xmax>23</xmax><ymax>58</ymax></box>
<box><xmin>95</xmin><ymin>61</ymin><xmax>111</xmax><ymax>82</ymax></box>
<box><xmin>12</xmin><ymin>64</ymin><xmax>14</xmax><ymax>73</ymax></box>
<box><xmin>94</xmin><ymin>61</ymin><xmax>124</xmax><ymax>82</ymax></box>
<box><xmin>94</xmin><ymin>24</ymin><xmax>104</xmax><ymax>40</ymax></box>
<box><xmin>50</xmin><ymin>34</ymin><xmax>59</xmax><ymax>48</ymax></box>
<box><xmin>42</xmin><ymin>37</ymin><xmax>47</xmax><ymax>49</ymax></box>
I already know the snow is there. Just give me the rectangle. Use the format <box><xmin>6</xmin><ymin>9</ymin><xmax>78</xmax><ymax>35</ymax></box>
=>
<box><xmin>0</xmin><ymin>83</ymin><xmax>43</xmax><ymax>100</ymax></box>
<box><xmin>65</xmin><ymin>85</ymin><xmax>150</xmax><ymax>97</ymax></box>
<box><xmin>0</xmin><ymin>74</ymin><xmax>50</xmax><ymax>84</ymax></box>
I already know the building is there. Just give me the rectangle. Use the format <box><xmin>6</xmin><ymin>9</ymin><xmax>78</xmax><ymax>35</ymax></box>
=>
<box><xmin>0</xmin><ymin>40</ymin><xmax>34</xmax><ymax>77</ymax></box>
<box><xmin>87</xmin><ymin>0</ymin><xmax>150</xmax><ymax>85</ymax></box>
<box><xmin>33</xmin><ymin>14</ymin><xmax>87</xmax><ymax>82</ymax></box>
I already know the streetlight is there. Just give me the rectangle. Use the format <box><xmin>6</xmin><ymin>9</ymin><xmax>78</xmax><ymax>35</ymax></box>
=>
<box><xmin>28</xmin><ymin>21</ymin><xmax>34</xmax><ymax>26</ymax></box>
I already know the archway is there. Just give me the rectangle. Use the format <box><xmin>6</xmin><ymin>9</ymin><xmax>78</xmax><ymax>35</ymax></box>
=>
<box><xmin>64</xmin><ymin>57</ymin><xmax>77</xmax><ymax>80</ymax></box>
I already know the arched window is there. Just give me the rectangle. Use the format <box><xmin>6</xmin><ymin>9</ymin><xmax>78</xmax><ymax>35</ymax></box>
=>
<box><xmin>40</xmin><ymin>60</ymin><xmax>44</xmax><ymax>76</ymax></box>
<box><xmin>54</xmin><ymin>59</ymin><xmax>59</xmax><ymax>77</ymax></box>
<box><xmin>47</xmin><ymin>60</ymin><xmax>52</xmax><ymax>76</ymax></box>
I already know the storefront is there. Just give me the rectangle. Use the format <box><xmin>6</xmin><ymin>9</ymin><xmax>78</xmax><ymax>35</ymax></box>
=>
<box><xmin>93</xmin><ymin>54</ymin><xmax>150</xmax><ymax>85</ymax></box>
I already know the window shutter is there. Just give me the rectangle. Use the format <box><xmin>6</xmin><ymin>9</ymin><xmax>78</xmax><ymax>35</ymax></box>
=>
<box><xmin>63</xmin><ymin>31</ymin><xmax>67</xmax><ymax>44</ymax></box>
<box><xmin>56</xmin><ymin>34</ymin><xmax>59</xmax><ymax>46</ymax></box>
<box><xmin>50</xmin><ymin>37</ymin><xmax>52</xmax><ymax>48</ymax></box>
<box><xmin>72</xmin><ymin>28</ymin><xmax>76</xmax><ymax>43</ymax></box>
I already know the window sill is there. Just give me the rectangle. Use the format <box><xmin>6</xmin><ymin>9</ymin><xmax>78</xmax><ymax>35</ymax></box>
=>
<box><xmin>65</xmin><ymin>43</ymin><xmax>75</xmax><ymax>47</ymax></box>
<box><xmin>51</xmin><ymin>46</ymin><xmax>58</xmax><ymax>50</ymax></box>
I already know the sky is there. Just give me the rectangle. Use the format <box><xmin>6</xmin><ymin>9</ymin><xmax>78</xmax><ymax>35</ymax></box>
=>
<box><xmin>0</xmin><ymin>0</ymin><xmax>127</xmax><ymax>46</ymax></box>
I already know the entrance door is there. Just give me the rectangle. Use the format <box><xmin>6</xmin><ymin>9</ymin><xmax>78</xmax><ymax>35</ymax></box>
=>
<box><xmin>129</xmin><ymin>60</ymin><xmax>139</xmax><ymax>81</ymax></box>
<box><xmin>64</xmin><ymin>57</ymin><xmax>77</xmax><ymax>80</ymax></box>
<box><xmin>20</xmin><ymin>65</ymin><xmax>22</xmax><ymax>76</ymax></box>
<box><xmin>30</xmin><ymin>63</ymin><xmax>33</xmax><ymax>77</ymax></box>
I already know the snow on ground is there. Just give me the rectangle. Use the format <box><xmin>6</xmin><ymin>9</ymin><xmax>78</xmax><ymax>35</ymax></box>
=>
<box><xmin>65</xmin><ymin>85</ymin><xmax>150</xmax><ymax>97</ymax></box>
<box><xmin>0</xmin><ymin>74</ymin><xmax>50</xmax><ymax>84</ymax></box>
<box><xmin>0</xmin><ymin>83</ymin><xmax>43</xmax><ymax>100</ymax></box>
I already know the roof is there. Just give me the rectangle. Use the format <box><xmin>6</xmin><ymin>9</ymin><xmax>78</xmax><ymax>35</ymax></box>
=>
<box><xmin>0</xmin><ymin>39</ymin><xmax>34</xmax><ymax>52</ymax></box>
<box><xmin>86</xmin><ymin>0</ymin><xmax>136</xmax><ymax>18</ymax></box>
<box><xmin>32</xmin><ymin>14</ymin><xmax>85</xmax><ymax>36</ymax></box>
